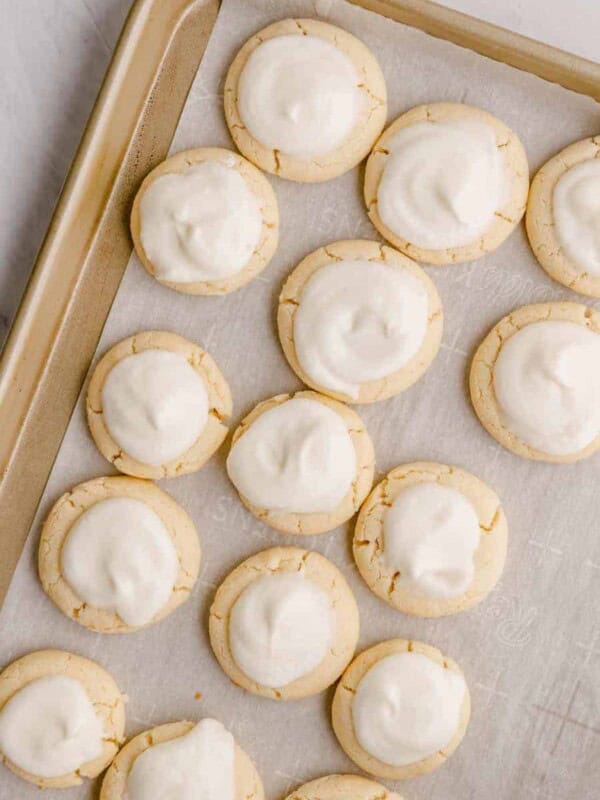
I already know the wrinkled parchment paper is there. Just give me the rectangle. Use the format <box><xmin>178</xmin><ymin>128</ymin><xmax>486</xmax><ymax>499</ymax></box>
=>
<box><xmin>1</xmin><ymin>1</ymin><xmax>599</xmax><ymax>797</ymax></box>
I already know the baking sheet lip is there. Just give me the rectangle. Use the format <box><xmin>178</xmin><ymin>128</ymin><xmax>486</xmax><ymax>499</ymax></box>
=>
<box><xmin>0</xmin><ymin>0</ymin><xmax>208</xmax><ymax>479</ymax></box>
<box><xmin>353</xmin><ymin>0</ymin><xmax>600</xmax><ymax>97</ymax></box>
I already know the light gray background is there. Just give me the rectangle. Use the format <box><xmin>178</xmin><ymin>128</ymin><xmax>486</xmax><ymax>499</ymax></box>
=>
<box><xmin>1</xmin><ymin>0</ymin><xmax>599</xmax><ymax>799</ymax></box>
<box><xmin>0</xmin><ymin>0</ymin><xmax>599</xmax><ymax>346</ymax></box>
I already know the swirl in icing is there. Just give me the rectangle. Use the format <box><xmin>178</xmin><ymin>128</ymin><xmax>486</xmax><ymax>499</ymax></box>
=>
<box><xmin>352</xmin><ymin>651</ymin><xmax>466</xmax><ymax>766</ymax></box>
<box><xmin>229</xmin><ymin>572</ymin><xmax>334</xmax><ymax>688</ymax></box>
<box><xmin>293</xmin><ymin>260</ymin><xmax>429</xmax><ymax>399</ymax></box>
<box><xmin>377</xmin><ymin>118</ymin><xmax>508</xmax><ymax>250</ymax></box>
<box><xmin>383</xmin><ymin>483</ymin><xmax>480</xmax><ymax>599</ymax></box>
<box><xmin>553</xmin><ymin>159</ymin><xmax>600</xmax><ymax>277</ymax></box>
<box><xmin>226</xmin><ymin>397</ymin><xmax>356</xmax><ymax>514</ymax></box>
<box><xmin>101</xmin><ymin>349</ymin><xmax>209</xmax><ymax>465</ymax></box>
<box><xmin>237</xmin><ymin>34</ymin><xmax>363</xmax><ymax>158</ymax></box>
<box><xmin>61</xmin><ymin>497</ymin><xmax>179</xmax><ymax>626</ymax></box>
<box><xmin>140</xmin><ymin>161</ymin><xmax>263</xmax><ymax>283</ymax></box>
<box><xmin>0</xmin><ymin>676</ymin><xmax>104</xmax><ymax>778</ymax></box>
<box><xmin>493</xmin><ymin>320</ymin><xmax>600</xmax><ymax>455</ymax></box>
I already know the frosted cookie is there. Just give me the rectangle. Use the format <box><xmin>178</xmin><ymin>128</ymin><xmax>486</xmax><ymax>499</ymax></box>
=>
<box><xmin>226</xmin><ymin>391</ymin><xmax>374</xmax><ymax>534</ymax></box>
<box><xmin>364</xmin><ymin>102</ymin><xmax>529</xmax><ymax>264</ymax></box>
<box><xmin>278</xmin><ymin>239</ymin><xmax>443</xmax><ymax>402</ymax></box>
<box><xmin>39</xmin><ymin>476</ymin><xmax>200</xmax><ymax>633</ymax></box>
<box><xmin>353</xmin><ymin>462</ymin><xmax>507</xmax><ymax>617</ymax></box>
<box><xmin>130</xmin><ymin>147</ymin><xmax>278</xmax><ymax>295</ymax></box>
<box><xmin>87</xmin><ymin>330</ymin><xmax>232</xmax><ymax>479</ymax></box>
<box><xmin>0</xmin><ymin>649</ymin><xmax>125</xmax><ymax>788</ymax></box>
<box><xmin>470</xmin><ymin>302</ymin><xmax>600</xmax><ymax>462</ymax></box>
<box><xmin>526</xmin><ymin>136</ymin><xmax>600</xmax><ymax>298</ymax></box>
<box><xmin>209</xmin><ymin>547</ymin><xmax>359</xmax><ymax>700</ymax></box>
<box><xmin>332</xmin><ymin>639</ymin><xmax>470</xmax><ymax>779</ymax></box>
<box><xmin>224</xmin><ymin>19</ymin><xmax>387</xmax><ymax>182</ymax></box>
<box><xmin>100</xmin><ymin>719</ymin><xmax>263</xmax><ymax>800</ymax></box>
<box><xmin>283</xmin><ymin>774</ymin><xmax>403</xmax><ymax>800</ymax></box>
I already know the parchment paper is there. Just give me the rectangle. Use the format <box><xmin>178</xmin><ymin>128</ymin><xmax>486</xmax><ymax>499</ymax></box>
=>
<box><xmin>1</xmin><ymin>1</ymin><xmax>599</xmax><ymax>797</ymax></box>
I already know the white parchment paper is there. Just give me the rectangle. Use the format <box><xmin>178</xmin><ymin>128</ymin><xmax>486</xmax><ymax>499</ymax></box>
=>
<box><xmin>1</xmin><ymin>1</ymin><xmax>600</xmax><ymax>797</ymax></box>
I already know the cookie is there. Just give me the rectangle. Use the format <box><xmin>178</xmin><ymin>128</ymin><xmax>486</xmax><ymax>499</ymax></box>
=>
<box><xmin>38</xmin><ymin>475</ymin><xmax>201</xmax><ymax>633</ymax></box>
<box><xmin>364</xmin><ymin>102</ymin><xmax>529</xmax><ymax>264</ymax></box>
<box><xmin>209</xmin><ymin>547</ymin><xmax>359</xmax><ymax>700</ymax></box>
<box><xmin>130</xmin><ymin>147</ymin><xmax>279</xmax><ymax>295</ymax></box>
<box><xmin>0</xmin><ymin>650</ymin><xmax>125</xmax><ymax>788</ymax></box>
<box><xmin>100</xmin><ymin>719</ymin><xmax>263</xmax><ymax>800</ymax></box>
<box><xmin>87</xmin><ymin>330</ymin><xmax>232</xmax><ymax>479</ymax></box>
<box><xmin>353</xmin><ymin>462</ymin><xmax>508</xmax><ymax>617</ymax></box>
<box><xmin>332</xmin><ymin>638</ymin><xmax>470</xmax><ymax>780</ymax></box>
<box><xmin>278</xmin><ymin>239</ymin><xmax>443</xmax><ymax>402</ymax></box>
<box><xmin>224</xmin><ymin>19</ymin><xmax>387</xmax><ymax>182</ymax></box>
<box><xmin>470</xmin><ymin>302</ymin><xmax>600</xmax><ymax>462</ymax></box>
<box><xmin>226</xmin><ymin>391</ymin><xmax>374</xmax><ymax>535</ymax></box>
<box><xmin>282</xmin><ymin>774</ymin><xmax>403</xmax><ymax>800</ymax></box>
<box><xmin>526</xmin><ymin>136</ymin><xmax>600</xmax><ymax>298</ymax></box>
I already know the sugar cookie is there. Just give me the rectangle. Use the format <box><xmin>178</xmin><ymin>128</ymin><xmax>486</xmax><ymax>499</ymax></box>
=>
<box><xmin>470</xmin><ymin>302</ymin><xmax>600</xmax><ymax>462</ymax></box>
<box><xmin>278</xmin><ymin>239</ymin><xmax>443</xmax><ymax>402</ymax></box>
<box><xmin>282</xmin><ymin>774</ymin><xmax>403</xmax><ymax>800</ymax></box>
<box><xmin>526</xmin><ymin>136</ymin><xmax>600</xmax><ymax>298</ymax></box>
<box><xmin>100</xmin><ymin>719</ymin><xmax>263</xmax><ymax>800</ymax></box>
<box><xmin>353</xmin><ymin>462</ymin><xmax>507</xmax><ymax>616</ymax></box>
<box><xmin>332</xmin><ymin>639</ymin><xmax>470</xmax><ymax>779</ymax></box>
<box><xmin>87</xmin><ymin>330</ymin><xmax>232</xmax><ymax>479</ymax></box>
<box><xmin>209</xmin><ymin>547</ymin><xmax>359</xmax><ymax>700</ymax></box>
<box><xmin>39</xmin><ymin>476</ymin><xmax>200</xmax><ymax>633</ymax></box>
<box><xmin>226</xmin><ymin>391</ymin><xmax>374</xmax><ymax>534</ymax></box>
<box><xmin>0</xmin><ymin>650</ymin><xmax>125</xmax><ymax>788</ymax></box>
<box><xmin>131</xmin><ymin>147</ymin><xmax>278</xmax><ymax>295</ymax></box>
<box><xmin>365</xmin><ymin>102</ymin><xmax>529</xmax><ymax>264</ymax></box>
<box><xmin>224</xmin><ymin>19</ymin><xmax>387</xmax><ymax>182</ymax></box>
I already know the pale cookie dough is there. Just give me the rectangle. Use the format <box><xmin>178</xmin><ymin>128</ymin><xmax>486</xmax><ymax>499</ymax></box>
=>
<box><xmin>224</xmin><ymin>19</ymin><xmax>387</xmax><ymax>183</ymax></box>
<box><xmin>226</xmin><ymin>391</ymin><xmax>374</xmax><ymax>534</ymax></box>
<box><xmin>283</xmin><ymin>774</ymin><xmax>403</xmax><ymax>800</ymax></box>
<box><xmin>278</xmin><ymin>239</ymin><xmax>443</xmax><ymax>402</ymax></box>
<box><xmin>130</xmin><ymin>147</ymin><xmax>279</xmax><ymax>295</ymax></box>
<box><xmin>87</xmin><ymin>330</ymin><xmax>232</xmax><ymax>479</ymax></box>
<box><xmin>209</xmin><ymin>547</ymin><xmax>360</xmax><ymax>700</ymax></box>
<box><xmin>364</xmin><ymin>102</ymin><xmax>529</xmax><ymax>264</ymax></box>
<box><xmin>100</xmin><ymin>720</ymin><xmax>263</xmax><ymax>800</ymax></box>
<box><xmin>470</xmin><ymin>302</ymin><xmax>600</xmax><ymax>462</ymax></box>
<box><xmin>38</xmin><ymin>476</ymin><xmax>201</xmax><ymax>633</ymax></box>
<box><xmin>353</xmin><ymin>462</ymin><xmax>507</xmax><ymax>617</ymax></box>
<box><xmin>332</xmin><ymin>639</ymin><xmax>470</xmax><ymax>780</ymax></box>
<box><xmin>0</xmin><ymin>649</ymin><xmax>125</xmax><ymax>788</ymax></box>
<box><xmin>526</xmin><ymin>136</ymin><xmax>600</xmax><ymax>298</ymax></box>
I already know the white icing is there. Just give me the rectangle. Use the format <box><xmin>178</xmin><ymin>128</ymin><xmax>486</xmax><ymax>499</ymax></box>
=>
<box><xmin>352</xmin><ymin>651</ymin><xmax>466</xmax><ymax>766</ymax></box>
<box><xmin>383</xmin><ymin>483</ymin><xmax>480</xmax><ymax>599</ymax></box>
<box><xmin>293</xmin><ymin>259</ymin><xmax>429</xmax><ymax>399</ymax></box>
<box><xmin>229</xmin><ymin>572</ymin><xmax>334</xmax><ymax>687</ymax></box>
<box><xmin>61</xmin><ymin>497</ymin><xmax>179</xmax><ymax>626</ymax></box>
<box><xmin>377</xmin><ymin>118</ymin><xmax>508</xmax><ymax>249</ymax></box>
<box><xmin>553</xmin><ymin>159</ymin><xmax>600</xmax><ymax>277</ymax></box>
<box><xmin>237</xmin><ymin>34</ymin><xmax>363</xmax><ymax>159</ymax></box>
<box><xmin>226</xmin><ymin>397</ymin><xmax>356</xmax><ymax>514</ymax></box>
<box><xmin>0</xmin><ymin>676</ymin><xmax>104</xmax><ymax>778</ymax></box>
<box><xmin>494</xmin><ymin>320</ymin><xmax>600</xmax><ymax>455</ymax></box>
<box><xmin>102</xmin><ymin>349</ymin><xmax>209</xmax><ymax>465</ymax></box>
<box><xmin>140</xmin><ymin>161</ymin><xmax>263</xmax><ymax>284</ymax></box>
<box><xmin>126</xmin><ymin>719</ymin><xmax>235</xmax><ymax>800</ymax></box>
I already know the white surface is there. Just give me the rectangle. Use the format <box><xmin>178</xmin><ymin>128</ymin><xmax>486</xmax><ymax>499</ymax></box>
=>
<box><xmin>0</xmin><ymin>0</ymin><xmax>598</xmax><ymax>346</ymax></box>
<box><xmin>1</xmin><ymin>2</ymin><xmax>599</xmax><ymax>799</ymax></box>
